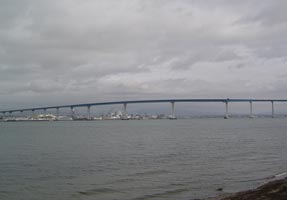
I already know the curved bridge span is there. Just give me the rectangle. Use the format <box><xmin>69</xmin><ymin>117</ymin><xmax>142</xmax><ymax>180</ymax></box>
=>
<box><xmin>1</xmin><ymin>98</ymin><xmax>287</xmax><ymax>118</ymax></box>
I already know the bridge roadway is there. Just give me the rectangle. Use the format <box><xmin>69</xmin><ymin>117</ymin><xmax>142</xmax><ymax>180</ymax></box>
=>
<box><xmin>1</xmin><ymin>98</ymin><xmax>287</xmax><ymax>118</ymax></box>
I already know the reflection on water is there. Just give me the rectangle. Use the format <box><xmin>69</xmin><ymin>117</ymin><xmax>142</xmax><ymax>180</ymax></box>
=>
<box><xmin>0</xmin><ymin>118</ymin><xmax>287</xmax><ymax>200</ymax></box>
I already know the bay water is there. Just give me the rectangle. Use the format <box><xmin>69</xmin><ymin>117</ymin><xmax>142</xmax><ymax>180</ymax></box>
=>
<box><xmin>0</xmin><ymin>118</ymin><xmax>287</xmax><ymax>200</ymax></box>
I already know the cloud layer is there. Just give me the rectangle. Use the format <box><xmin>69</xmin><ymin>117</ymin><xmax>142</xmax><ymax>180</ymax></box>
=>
<box><xmin>1</xmin><ymin>0</ymin><xmax>287</xmax><ymax>109</ymax></box>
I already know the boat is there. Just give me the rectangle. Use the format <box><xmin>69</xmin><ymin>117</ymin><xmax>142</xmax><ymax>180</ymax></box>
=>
<box><xmin>168</xmin><ymin>115</ymin><xmax>177</xmax><ymax>120</ymax></box>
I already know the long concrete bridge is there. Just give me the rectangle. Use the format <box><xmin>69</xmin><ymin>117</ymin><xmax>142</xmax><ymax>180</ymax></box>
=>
<box><xmin>1</xmin><ymin>98</ymin><xmax>287</xmax><ymax>119</ymax></box>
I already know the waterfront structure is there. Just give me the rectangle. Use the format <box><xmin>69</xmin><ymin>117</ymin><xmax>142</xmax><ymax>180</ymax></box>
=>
<box><xmin>0</xmin><ymin>98</ymin><xmax>286</xmax><ymax>119</ymax></box>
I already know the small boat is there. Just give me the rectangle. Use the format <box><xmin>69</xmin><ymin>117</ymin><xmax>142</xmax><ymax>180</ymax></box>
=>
<box><xmin>168</xmin><ymin>115</ymin><xmax>177</xmax><ymax>120</ymax></box>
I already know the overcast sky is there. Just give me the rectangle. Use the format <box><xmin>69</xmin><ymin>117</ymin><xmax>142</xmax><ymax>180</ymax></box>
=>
<box><xmin>1</xmin><ymin>0</ymin><xmax>287</xmax><ymax>110</ymax></box>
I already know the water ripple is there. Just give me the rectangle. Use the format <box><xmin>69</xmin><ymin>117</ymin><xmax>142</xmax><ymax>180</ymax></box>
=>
<box><xmin>77</xmin><ymin>188</ymin><xmax>120</xmax><ymax>196</ymax></box>
<box><xmin>128</xmin><ymin>170</ymin><xmax>170</xmax><ymax>177</ymax></box>
<box><xmin>131</xmin><ymin>188</ymin><xmax>190</xmax><ymax>200</ymax></box>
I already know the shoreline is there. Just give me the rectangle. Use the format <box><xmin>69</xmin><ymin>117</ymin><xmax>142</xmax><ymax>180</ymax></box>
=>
<box><xmin>206</xmin><ymin>177</ymin><xmax>287</xmax><ymax>200</ymax></box>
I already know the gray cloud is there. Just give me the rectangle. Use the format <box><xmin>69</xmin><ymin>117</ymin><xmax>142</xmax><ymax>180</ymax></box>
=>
<box><xmin>0</xmin><ymin>0</ymin><xmax>287</xmax><ymax>109</ymax></box>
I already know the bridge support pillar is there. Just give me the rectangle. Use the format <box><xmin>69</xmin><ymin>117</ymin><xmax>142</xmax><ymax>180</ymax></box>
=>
<box><xmin>123</xmin><ymin>103</ymin><xmax>127</xmax><ymax>114</ymax></box>
<box><xmin>71</xmin><ymin>107</ymin><xmax>75</xmax><ymax>120</ymax></box>
<box><xmin>224</xmin><ymin>101</ymin><xmax>229</xmax><ymax>119</ymax></box>
<box><xmin>167</xmin><ymin>102</ymin><xmax>177</xmax><ymax>119</ymax></box>
<box><xmin>122</xmin><ymin>103</ymin><xmax>129</xmax><ymax>119</ymax></box>
<box><xmin>249</xmin><ymin>101</ymin><xmax>253</xmax><ymax>118</ymax></box>
<box><xmin>171</xmin><ymin>102</ymin><xmax>175</xmax><ymax>117</ymax></box>
<box><xmin>32</xmin><ymin>110</ymin><xmax>35</xmax><ymax>119</ymax></box>
<box><xmin>44</xmin><ymin>109</ymin><xmax>47</xmax><ymax>116</ymax></box>
<box><xmin>271</xmin><ymin>101</ymin><xmax>275</xmax><ymax>118</ymax></box>
<box><xmin>56</xmin><ymin>108</ymin><xmax>60</xmax><ymax>120</ymax></box>
<box><xmin>87</xmin><ymin>106</ymin><xmax>91</xmax><ymax>120</ymax></box>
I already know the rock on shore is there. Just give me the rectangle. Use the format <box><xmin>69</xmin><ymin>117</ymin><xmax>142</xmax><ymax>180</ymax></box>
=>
<box><xmin>211</xmin><ymin>178</ymin><xmax>287</xmax><ymax>200</ymax></box>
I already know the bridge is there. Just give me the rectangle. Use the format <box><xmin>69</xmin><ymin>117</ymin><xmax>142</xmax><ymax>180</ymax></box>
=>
<box><xmin>1</xmin><ymin>98</ymin><xmax>287</xmax><ymax>119</ymax></box>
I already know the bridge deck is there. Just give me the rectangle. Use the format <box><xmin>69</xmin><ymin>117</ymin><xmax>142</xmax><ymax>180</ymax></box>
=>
<box><xmin>1</xmin><ymin>98</ymin><xmax>287</xmax><ymax>113</ymax></box>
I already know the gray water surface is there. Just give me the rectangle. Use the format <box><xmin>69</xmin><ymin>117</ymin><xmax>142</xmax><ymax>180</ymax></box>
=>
<box><xmin>0</xmin><ymin>118</ymin><xmax>287</xmax><ymax>200</ymax></box>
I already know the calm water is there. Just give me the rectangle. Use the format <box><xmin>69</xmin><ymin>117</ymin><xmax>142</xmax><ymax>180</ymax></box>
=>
<box><xmin>0</xmin><ymin>118</ymin><xmax>287</xmax><ymax>200</ymax></box>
